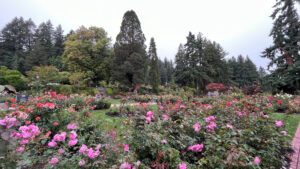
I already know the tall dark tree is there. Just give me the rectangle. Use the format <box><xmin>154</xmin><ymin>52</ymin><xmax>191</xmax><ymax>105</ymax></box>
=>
<box><xmin>50</xmin><ymin>25</ymin><xmax>65</xmax><ymax>70</ymax></box>
<box><xmin>112</xmin><ymin>10</ymin><xmax>147</xmax><ymax>87</ymax></box>
<box><xmin>148</xmin><ymin>38</ymin><xmax>160</xmax><ymax>93</ymax></box>
<box><xmin>174</xmin><ymin>44</ymin><xmax>188</xmax><ymax>86</ymax></box>
<box><xmin>25</xmin><ymin>20</ymin><xmax>54</xmax><ymax>70</ymax></box>
<box><xmin>262</xmin><ymin>0</ymin><xmax>300</xmax><ymax>93</ymax></box>
<box><xmin>0</xmin><ymin>17</ymin><xmax>35</xmax><ymax>73</ymax></box>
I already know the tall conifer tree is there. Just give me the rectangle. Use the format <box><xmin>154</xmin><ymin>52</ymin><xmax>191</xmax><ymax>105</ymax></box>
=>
<box><xmin>148</xmin><ymin>38</ymin><xmax>160</xmax><ymax>93</ymax></box>
<box><xmin>113</xmin><ymin>10</ymin><xmax>147</xmax><ymax>87</ymax></box>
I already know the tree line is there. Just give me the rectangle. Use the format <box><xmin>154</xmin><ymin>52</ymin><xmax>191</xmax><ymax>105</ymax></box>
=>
<box><xmin>1</xmin><ymin>0</ymin><xmax>299</xmax><ymax>94</ymax></box>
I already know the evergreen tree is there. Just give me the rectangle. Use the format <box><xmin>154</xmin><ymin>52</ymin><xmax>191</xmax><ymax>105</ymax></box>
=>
<box><xmin>0</xmin><ymin>17</ymin><xmax>35</xmax><ymax>73</ymax></box>
<box><xmin>174</xmin><ymin>44</ymin><xmax>188</xmax><ymax>86</ymax></box>
<box><xmin>148</xmin><ymin>38</ymin><xmax>160</xmax><ymax>93</ymax></box>
<box><xmin>262</xmin><ymin>0</ymin><xmax>300</xmax><ymax>93</ymax></box>
<box><xmin>113</xmin><ymin>10</ymin><xmax>147</xmax><ymax>87</ymax></box>
<box><xmin>50</xmin><ymin>25</ymin><xmax>65</xmax><ymax>70</ymax></box>
<box><xmin>24</xmin><ymin>20</ymin><xmax>54</xmax><ymax>70</ymax></box>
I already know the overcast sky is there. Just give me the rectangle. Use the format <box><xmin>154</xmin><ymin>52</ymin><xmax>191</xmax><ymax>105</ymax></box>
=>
<box><xmin>0</xmin><ymin>0</ymin><xmax>285</xmax><ymax>69</ymax></box>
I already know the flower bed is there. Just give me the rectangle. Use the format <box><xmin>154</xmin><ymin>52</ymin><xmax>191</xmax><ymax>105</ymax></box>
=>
<box><xmin>0</xmin><ymin>92</ymin><xmax>297</xmax><ymax>168</ymax></box>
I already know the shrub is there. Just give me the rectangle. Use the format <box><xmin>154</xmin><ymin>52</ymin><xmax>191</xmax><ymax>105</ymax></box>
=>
<box><xmin>58</xmin><ymin>85</ymin><xmax>74</xmax><ymax>95</ymax></box>
<box><xmin>106</xmin><ymin>88</ymin><xmax>113</xmax><ymax>96</ymax></box>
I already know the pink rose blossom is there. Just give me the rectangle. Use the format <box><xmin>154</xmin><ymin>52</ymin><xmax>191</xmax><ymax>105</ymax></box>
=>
<box><xmin>180</xmin><ymin>105</ymin><xmax>186</xmax><ymax>109</ymax></box>
<box><xmin>281</xmin><ymin>131</ymin><xmax>287</xmax><ymax>135</ymax></box>
<box><xmin>179</xmin><ymin>163</ymin><xmax>187</xmax><ymax>169</ymax></box>
<box><xmin>96</xmin><ymin>144</ymin><xmax>101</xmax><ymax>150</ymax></box>
<box><xmin>48</xmin><ymin>140</ymin><xmax>57</xmax><ymax>147</ymax></box>
<box><xmin>50</xmin><ymin>157</ymin><xmax>58</xmax><ymax>164</ymax></box>
<box><xmin>121</xmin><ymin>162</ymin><xmax>131</xmax><ymax>169</ymax></box>
<box><xmin>193</xmin><ymin>122</ymin><xmax>201</xmax><ymax>132</ymax></box>
<box><xmin>159</xmin><ymin>105</ymin><xmax>164</xmax><ymax>109</ymax></box>
<box><xmin>146</xmin><ymin>116</ymin><xmax>151</xmax><ymax>123</ymax></box>
<box><xmin>67</xmin><ymin>124</ymin><xmax>78</xmax><ymax>130</ymax></box>
<box><xmin>226</xmin><ymin>124</ymin><xmax>233</xmax><ymax>129</ymax></box>
<box><xmin>278</xmin><ymin>100</ymin><xmax>283</xmax><ymax>104</ymax></box>
<box><xmin>79</xmin><ymin>144</ymin><xmax>87</xmax><ymax>153</ymax></box>
<box><xmin>227</xmin><ymin>102</ymin><xmax>231</xmax><ymax>106</ymax></box>
<box><xmin>205</xmin><ymin>116</ymin><xmax>216</xmax><ymax>122</ymax></box>
<box><xmin>16</xmin><ymin>145</ymin><xmax>25</xmax><ymax>153</ymax></box>
<box><xmin>161</xmin><ymin>140</ymin><xmax>167</xmax><ymax>144</ymax></box>
<box><xmin>188</xmin><ymin>144</ymin><xmax>204</xmax><ymax>152</ymax></box>
<box><xmin>69</xmin><ymin>131</ymin><xmax>77</xmax><ymax>140</ymax></box>
<box><xmin>124</xmin><ymin>144</ymin><xmax>129</xmax><ymax>151</ymax></box>
<box><xmin>253</xmin><ymin>157</ymin><xmax>261</xmax><ymax>164</ymax></box>
<box><xmin>78</xmin><ymin>161</ymin><xmax>85</xmax><ymax>166</ymax></box>
<box><xmin>68</xmin><ymin>139</ymin><xmax>78</xmax><ymax>146</ymax></box>
<box><xmin>276</xmin><ymin>121</ymin><xmax>283</xmax><ymax>127</ymax></box>
<box><xmin>162</xmin><ymin>114</ymin><xmax>168</xmax><ymax>120</ymax></box>
<box><xmin>266</xmin><ymin>103</ymin><xmax>272</xmax><ymax>108</ymax></box>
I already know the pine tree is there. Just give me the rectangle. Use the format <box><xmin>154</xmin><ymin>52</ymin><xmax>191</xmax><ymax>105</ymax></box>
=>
<box><xmin>174</xmin><ymin>44</ymin><xmax>188</xmax><ymax>86</ymax></box>
<box><xmin>262</xmin><ymin>0</ymin><xmax>300</xmax><ymax>92</ymax></box>
<box><xmin>24</xmin><ymin>20</ymin><xmax>54</xmax><ymax>70</ymax></box>
<box><xmin>0</xmin><ymin>17</ymin><xmax>35</xmax><ymax>73</ymax></box>
<box><xmin>113</xmin><ymin>10</ymin><xmax>147</xmax><ymax>87</ymax></box>
<box><xmin>148</xmin><ymin>38</ymin><xmax>160</xmax><ymax>93</ymax></box>
<box><xmin>50</xmin><ymin>25</ymin><xmax>65</xmax><ymax>70</ymax></box>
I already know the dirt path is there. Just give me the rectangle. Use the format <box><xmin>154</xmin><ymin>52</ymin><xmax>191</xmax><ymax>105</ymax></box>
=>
<box><xmin>290</xmin><ymin>123</ymin><xmax>300</xmax><ymax>169</ymax></box>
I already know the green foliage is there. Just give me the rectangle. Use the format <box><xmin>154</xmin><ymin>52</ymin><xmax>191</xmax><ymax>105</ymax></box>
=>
<box><xmin>63</xmin><ymin>26</ymin><xmax>113</xmax><ymax>86</ymax></box>
<box><xmin>112</xmin><ymin>10</ymin><xmax>147</xmax><ymax>87</ymax></box>
<box><xmin>26</xmin><ymin>66</ymin><xmax>59</xmax><ymax>91</ymax></box>
<box><xmin>58</xmin><ymin>85</ymin><xmax>74</xmax><ymax>95</ymax></box>
<box><xmin>174</xmin><ymin>32</ymin><xmax>231</xmax><ymax>93</ymax></box>
<box><xmin>0</xmin><ymin>66</ymin><xmax>26</xmax><ymax>90</ymax></box>
<box><xmin>106</xmin><ymin>88</ymin><xmax>113</xmax><ymax>96</ymax></box>
<box><xmin>262</xmin><ymin>0</ymin><xmax>300</xmax><ymax>93</ymax></box>
<box><xmin>228</xmin><ymin>55</ymin><xmax>259</xmax><ymax>88</ymax></box>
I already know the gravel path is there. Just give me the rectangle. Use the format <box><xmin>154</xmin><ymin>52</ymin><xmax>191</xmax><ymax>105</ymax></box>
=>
<box><xmin>290</xmin><ymin>123</ymin><xmax>300</xmax><ymax>169</ymax></box>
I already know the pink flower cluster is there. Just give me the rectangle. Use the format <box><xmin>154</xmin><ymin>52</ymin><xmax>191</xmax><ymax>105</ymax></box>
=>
<box><xmin>68</xmin><ymin>131</ymin><xmax>78</xmax><ymax>146</ymax></box>
<box><xmin>237</xmin><ymin>111</ymin><xmax>247</xmax><ymax>117</ymax></box>
<box><xmin>79</xmin><ymin>144</ymin><xmax>101</xmax><ymax>159</ymax></box>
<box><xmin>0</xmin><ymin>116</ymin><xmax>17</xmax><ymax>129</ymax></box>
<box><xmin>188</xmin><ymin>144</ymin><xmax>204</xmax><ymax>152</ymax></box>
<box><xmin>146</xmin><ymin>111</ymin><xmax>154</xmax><ymax>123</ymax></box>
<box><xmin>162</xmin><ymin>114</ymin><xmax>168</xmax><ymax>120</ymax></box>
<box><xmin>179</xmin><ymin>163</ymin><xmax>187</xmax><ymax>169</ymax></box>
<box><xmin>44</xmin><ymin>102</ymin><xmax>55</xmax><ymax>109</ymax></box>
<box><xmin>67</xmin><ymin>123</ymin><xmax>78</xmax><ymax>130</ymax></box>
<box><xmin>205</xmin><ymin>116</ymin><xmax>216</xmax><ymax>132</ymax></box>
<box><xmin>205</xmin><ymin>116</ymin><xmax>216</xmax><ymax>122</ymax></box>
<box><xmin>11</xmin><ymin>124</ymin><xmax>40</xmax><ymax>153</ymax></box>
<box><xmin>121</xmin><ymin>162</ymin><xmax>131</xmax><ymax>169</ymax></box>
<box><xmin>193</xmin><ymin>122</ymin><xmax>201</xmax><ymax>132</ymax></box>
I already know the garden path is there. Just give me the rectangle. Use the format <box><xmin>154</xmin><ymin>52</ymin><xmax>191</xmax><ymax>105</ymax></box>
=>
<box><xmin>290</xmin><ymin>122</ymin><xmax>300</xmax><ymax>169</ymax></box>
<box><xmin>110</xmin><ymin>102</ymin><xmax>157</xmax><ymax>107</ymax></box>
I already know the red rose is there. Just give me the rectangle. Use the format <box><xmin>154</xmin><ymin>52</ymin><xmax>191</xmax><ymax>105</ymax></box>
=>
<box><xmin>36</xmin><ymin>117</ymin><xmax>40</xmax><ymax>121</ymax></box>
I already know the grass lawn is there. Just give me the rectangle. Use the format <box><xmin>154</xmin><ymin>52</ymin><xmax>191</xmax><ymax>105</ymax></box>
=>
<box><xmin>89</xmin><ymin>109</ymin><xmax>123</xmax><ymax>131</ymax></box>
<box><xmin>107</xmin><ymin>99</ymin><xmax>121</xmax><ymax>104</ymax></box>
<box><xmin>271</xmin><ymin>113</ymin><xmax>300</xmax><ymax>141</ymax></box>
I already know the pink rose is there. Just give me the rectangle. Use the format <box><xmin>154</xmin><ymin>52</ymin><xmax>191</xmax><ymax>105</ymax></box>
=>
<box><xmin>253</xmin><ymin>157</ymin><xmax>261</xmax><ymax>164</ymax></box>
<box><xmin>124</xmin><ymin>144</ymin><xmax>129</xmax><ymax>151</ymax></box>
<box><xmin>68</xmin><ymin>139</ymin><xmax>78</xmax><ymax>146</ymax></box>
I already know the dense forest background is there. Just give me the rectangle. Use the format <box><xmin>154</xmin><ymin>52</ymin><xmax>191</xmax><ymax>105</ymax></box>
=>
<box><xmin>0</xmin><ymin>0</ymin><xmax>299</xmax><ymax>94</ymax></box>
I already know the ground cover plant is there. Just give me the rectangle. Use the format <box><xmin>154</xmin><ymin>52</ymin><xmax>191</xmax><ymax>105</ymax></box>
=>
<box><xmin>0</xmin><ymin>91</ymin><xmax>298</xmax><ymax>168</ymax></box>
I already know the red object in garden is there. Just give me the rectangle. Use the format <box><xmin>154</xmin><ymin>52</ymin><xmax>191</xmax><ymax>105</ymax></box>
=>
<box><xmin>278</xmin><ymin>100</ymin><xmax>283</xmax><ymax>104</ymax></box>
<box><xmin>11</xmin><ymin>99</ymin><xmax>16</xmax><ymax>102</ymax></box>
<box><xmin>35</xmin><ymin>117</ymin><xmax>40</xmax><ymax>121</ymax></box>
<box><xmin>53</xmin><ymin>122</ymin><xmax>58</xmax><ymax>126</ymax></box>
<box><xmin>205</xmin><ymin>83</ymin><xmax>227</xmax><ymax>91</ymax></box>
